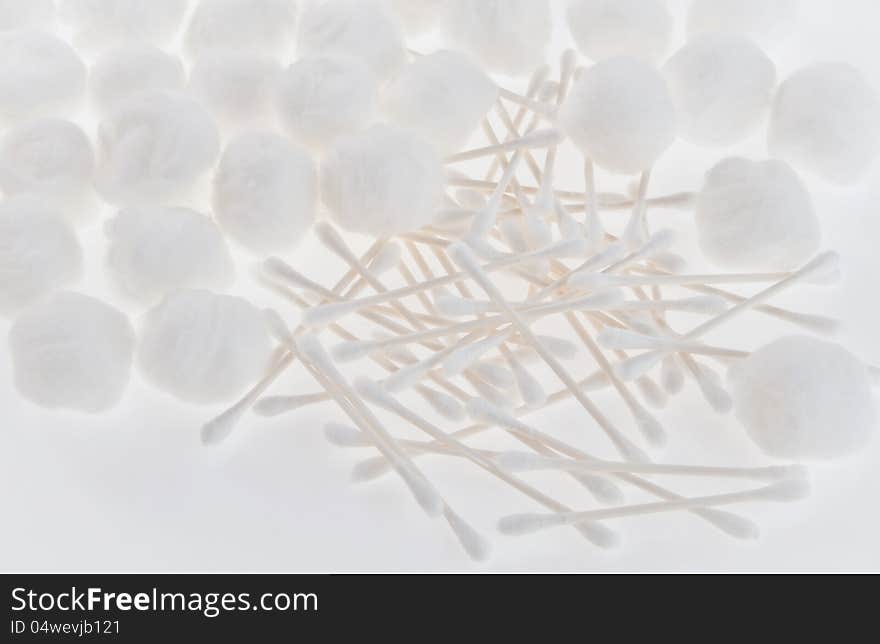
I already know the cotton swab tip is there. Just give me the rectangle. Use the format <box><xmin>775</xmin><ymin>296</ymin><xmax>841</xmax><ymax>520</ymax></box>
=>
<box><xmin>497</xmin><ymin>513</ymin><xmax>565</xmax><ymax>536</ymax></box>
<box><xmin>574</xmin><ymin>521</ymin><xmax>622</xmax><ymax>549</ymax></box>
<box><xmin>302</xmin><ymin>301</ymin><xmax>358</xmax><ymax>327</ymax></box>
<box><xmin>699</xmin><ymin>509</ymin><xmax>761</xmax><ymax>540</ymax></box>
<box><xmin>324</xmin><ymin>423</ymin><xmax>371</xmax><ymax>447</ymax></box>
<box><xmin>331</xmin><ymin>340</ymin><xmax>373</xmax><ymax>363</ymax></box>
<box><xmin>760</xmin><ymin>477</ymin><xmax>812</xmax><ymax>502</ymax></box>
<box><xmin>445</xmin><ymin>510</ymin><xmax>492</xmax><ymax>562</ymax></box>
<box><xmin>351</xmin><ymin>456</ymin><xmax>392</xmax><ymax>482</ymax></box>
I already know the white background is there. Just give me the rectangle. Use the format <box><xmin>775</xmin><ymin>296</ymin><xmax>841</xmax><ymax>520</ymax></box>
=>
<box><xmin>2</xmin><ymin>0</ymin><xmax>879</xmax><ymax>572</ymax></box>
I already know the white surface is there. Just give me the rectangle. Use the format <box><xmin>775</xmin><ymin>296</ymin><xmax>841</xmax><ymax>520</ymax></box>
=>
<box><xmin>1</xmin><ymin>0</ymin><xmax>880</xmax><ymax>572</ymax></box>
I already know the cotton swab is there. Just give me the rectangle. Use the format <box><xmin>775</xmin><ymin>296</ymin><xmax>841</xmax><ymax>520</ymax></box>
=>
<box><xmin>445</xmin><ymin>129</ymin><xmax>563</xmax><ymax>163</ymax></box>
<box><xmin>449</xmin><ymin>241</ymin><xmax>649</xmax><ymax>462</ymax></box>
<box><xmin>493</xmin><ymin>451</ymin><xmax>804</xmax><ymax>482</ymax></box>
<box><xmin>263</xmin><ymin>280</ymin><xmax>479</xmax><ymax>427</ymax></box>
<box><xmin>324</xmin><ymin>422</ymin><xmax>375</xmax><ymax>448</ymax></box>
<box><xmin>597</xmin><ymin>328</ymin><xmax>748</xmax><ymax>359</ymax></box>
<box><xmin>498</xmin><ymin>477</ymin><xmax>810</xmax><ymax>536</ymax></box>
<box><xmin>354</xmin><ymin>377</ymin><xmax>621</xmax><ymax>549</ymax></box>
<box><xmin>302</xmin><ymin>239</ymin><xmax>587</xmax><ymax>327</ymax></box>
<box><xmin>615</xmin><ymin>252</ymin><xmax>841</xmax><ymax>379</ymax></box>
<box><xmin>254</xmin><ymin>391</ymin><xmax>330</xmax><ymax>417</ymax></box>
<box><xmin>324</xmin><ymin>398</ymin><xmax>490</xmax><ymax>561</ymax></box>
<box><xmin>486</xmin><ymin>65</ymin><xmax>551</xmax><ymax>179</ymax></box>
<box><xmin>202</xmin><ymin>237</ymin><xmax>387</xmax><ymax>442</ymax></box>
<box><xmin>202</xmin><ymin>348</ymin><xmax>295</xmax><ymax>445</ymax></box>
<box><xmin>463</xmin><ymin>398</ymin><xmax>759</xmax><ymax>539</ymax></box>
<box><xmin>330</xmin><ymin>291</ymin><xmax>622</xmax><ymax>361</ymax></box>
<box><xmin>660</xmin><ymin>354</ymin><xmax>685</xmax><ymax>395</ymax></box>
<box><xmin>314</xmin><ymin>222</ymin><xmax>427</xmax><ymax>332</ymax></box>
<box><xmin>293</xmin><ymin>334</ymin><xmax>443</xmax><ymax>518</ymax></box>
<box><xmin>382</xmin><ymin>326</ymin><xmax>505</xmax><ymax>392</ymax></box>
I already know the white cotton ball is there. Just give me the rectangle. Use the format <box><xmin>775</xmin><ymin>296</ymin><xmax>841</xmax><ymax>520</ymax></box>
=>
<box><xmin>137</xmin><ymin>289</ymin><xmax>273</xmax><ymax>404</ymax></box>
<box><xmin>213</xmin><ymin>132</ymin><xmax>316</xmax><ymax>255</ymax></box>
<box><xmin>382</xmin><ymin>50</ymin><xmax>498</xmax><ymax>153</ymax></box>
<box><xmin>558</xmin><ymin>57</ymin><xmax>676</xmax><ymax>175</ymax></box>
<box><xmin>566</xmin><ymin>0</ymin><xmax>672</xmax><ymax>63</ymax></box>
<box><xmin>96</xmin><ymin>91</ymin><xmax>221</xmax><ymax>205</ymax></box>
<box><xmin>390</xmin><ymin>0</ymin><xmax>445</xmax><ymax>36</ymax></box>
<box><xmin>664</xmin><ymin>33</ymin><xmax>776</xmax><ymax>147</ymax></box>
<box><xmin>59</xmin><ymin>0</ymin><xmax>188</xmax><ymax>48</ymax></box>
<box><xmin>441</xmin><ymin>0</ymin><xmax>550</xmax><ymax>76</ymax></box>
<box><xmin>9</xmin><ymin>291</ymin><xmax>134</xmax><ymax>412</ymax></box>
<box><xmin>297</xmin><ymin>0</ymin><xmax>407</xmax><ymax>81</ymax></box>
<box><xmin>0</xmin><ymin>30</ymin><xmax>85</xmax><ymax>122</ymax></box>
<box><xmin>188</xmin><ymin>52</ymin><xmax>281</xmax><ymax>129</ymax></box>
<box><xmin>0</xmin><ymin>119</ymin><xmax>94</xmax><ymax>208</ymax></box>
<box><xmin>105</xmin><ymin>206</ymin><xmax>234</xmax><ymax>305</ymax></box>
<box><xmin>695</xmin><ymin>157</ymin><xmax>820</xmax><ymax>271</ymax></box>
<box><xmin>89</xmin><ymin>46</ymin><xmax>185</xmax><ymax>114</ymax></box>
<box><xmin>0</xmin><ymin>196</ymin><xmax>83</xmax><ymax>316</ymax></box>
<box><xmin>729</xmin><ymin>336</ymin><xmax>876</xmax><ymax>460</ymax></box>
<box><xmin>275</xmin><ymin>55</ymin><xmax>377</xmax><ymax>149</ymax></box>
<box><xmin>768</xmin><ymin>62</ymin><xmax>880</xmax><ymax>186</ymax></box>
<box><xmin>688</xmin><ymin>0</ymin><xmax>798</xmax><ymax>47</ymax></box>
<box><xmin>184</xmin><ymin>0</ymin><xmax>297</xmax><ymax>58</ymax></box>
<box><xmin>320</xmin><ymin>124</ymin><xmax>445</xmax><ymax>236</ymax></box>
<box><xmin>0</xmin><ymin>0</ymin><xmax>55</xmax><ymax>31</ymax></box>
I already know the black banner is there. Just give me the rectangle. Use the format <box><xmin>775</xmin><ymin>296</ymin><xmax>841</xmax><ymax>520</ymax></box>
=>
<box><xmin>2</xmin><ymin>572</ymin><xmax>863</xmax><ymax>641</ymax></box>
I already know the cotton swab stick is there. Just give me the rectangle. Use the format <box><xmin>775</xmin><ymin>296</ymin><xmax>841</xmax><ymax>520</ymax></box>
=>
<box><xmin>330</xmin><ymin>290</ymin><xmax>622</xmax><ymax>361</ymax></box>
<box><xmin>314</xmin><ymin>222</ymin><xmax>428</xmax><ymax>333</ymax></box>
<box><xmin>458</xmin><ymin>104</ymin><xmax>684</xmax><ymax>432</ymax></box>
<box><xmin>402</xmin><ymin>240</ymin><xmax>521</xmax><ymax>393</ymax></box>
<box><xmin>292</xmin><ymin>334</ymin><xmax>444</xmax><ymax>519</ymax></box>
<box><xmin>680</xmin><ymin>251</ymin><xmax>839</xmax><ymax>338</ymax></box>
<box><xmin>463</xmin><ymin>398</ymin><xmax>759</xmax><ymax>539</ymax></box>
<box><xmin>199</xmin><ymin>239</ymin><xmax>387</xmax><ymax>444</ymax></box>
<box><xmin>433</xmin><ymin>290</ymin><xmax>722</xmax><ymax>318</ymax></box>
<box><xmin>498</xmin><ymin>478</ymin><xmax>811</xmax><ymax>536</ymax></box>
<box><xmin>615</xmin><ymin>252</ymin><xmax>840</xmax><ymax>379</ymax></box>
<box><xmin>354</xmin><ymin>378</ymin><xmax>620</xmax><ymax>549</ymax></box>
<box><xmin>445</xmin><ymin>129</ymin><xmax>563</xmax><ymax>163</ymax></box>
<box><xmin>668</xmin><ymin>279</ymin><xmax>841</xmax><ymax>335</ymax></box>
<box><xmin>382</xmin><ymin>325</ymin><xmax>507</xmax><ymax>392</ymax></box>
<box><xmin>345</xmin><ymin>346</ymin><xmax>758</xmax><ymax>539</ymax></box>
<box><xmin>449</xmin><ymin>241</ymin><xmax>648</xmax><ymax>462</ymax></box>
<box><xmin>201</xmin><ymin>347</ymin><xmax>295</xmax><ymax>445</ymax></box>
<box><xmin>573</xmin><ymin>268</ymin><xmax>834</xmax><ymax>289</ymax></box>
<box><xmin>301</xmin><ymin>239</ymin><xmax>586</xmax><ymax>327</ymax></box>
<box><xmin>317</xmin><ymin>386</ymin><xmax>491</xmax><ymax>561</ymax></box>
<box><xmin>562</xmin><ymin>311</ymin><xmax>667</xmax><ymax>448</ymax></box>
<box><xmin>486</xmin><ymin>65</ymin><xmax>550</xmax><ymax>179</ymax></box>
<box><xmin>529</xmin><ymin>229</ymin><xmax>674</xmax><ymax>303</ymax></box>
<box><xmin>493</xmin><ymin>451</ymin><xmax>805</xmax><ymax>482</ymax></box>
<box><xmin>597</xmin><ymin>327</ymin><xmax>749</xmax><ymax>359</ymax></box>
<box><xmin>620</xmin><ymin>169</ymin><xmax>652</xmax><ymax>249</ymax></box>
<box><xmin>261</xmin><ymin>274</ymin><xmax>475</xmax><ymax>406</ymax></box>
<box><xmin>582</xmin><ymin>158</ymin><xmax>605</xmax><ymax>246</ymax></box>
<box><xmin>469</xmin><ymin>148</ymin><xmax>524</xmax><ymax>237</ymax></box>
<box><xmin>333</xmin><ymin>296</ymin><xmax>624</xmax><ymax>507</ymax></box>
<box><xmin>496</xmin><ymin>86</ymin><xmax>558</xmax><ymax>118</ymax></box>
<box><xmin>424</xmin><ymin>234</ymin><xmax>550</xmax><ymax>410</ymax></box>
<box><xmin>260</xmin><ymin>286</ymin><xmax>474</xmax><ymax>424</ymax></box>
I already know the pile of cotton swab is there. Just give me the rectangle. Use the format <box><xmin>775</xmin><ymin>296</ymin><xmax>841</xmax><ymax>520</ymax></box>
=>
<box><xmin>2</xmin><ymin>1</ymin><xmax>879</xmax><ymax>564</ymax></box>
